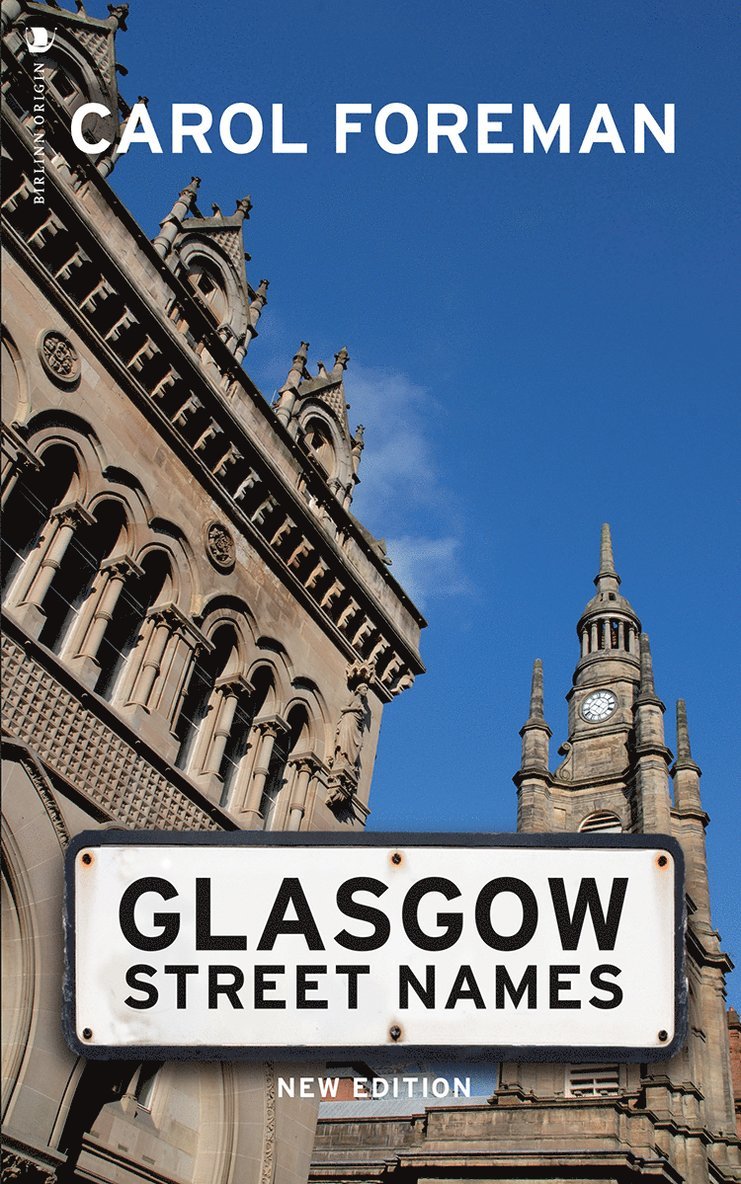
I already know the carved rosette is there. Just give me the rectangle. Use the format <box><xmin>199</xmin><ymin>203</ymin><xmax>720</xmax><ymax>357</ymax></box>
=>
<box><xmin>38</xmin><ymin>330</ymin><xmax>81</xmax><ymax>386</ymax></box>
<box><xmin>204</xmin><ymin>519</ymin><xmax>236</xmax><ymax>572</ymax></box>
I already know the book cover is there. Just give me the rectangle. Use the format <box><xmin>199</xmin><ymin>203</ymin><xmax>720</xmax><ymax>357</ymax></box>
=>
<box><xmin>1</xmin><ymin>2</ymin><xmax>739</xmax><ymax>1182</ymax></box>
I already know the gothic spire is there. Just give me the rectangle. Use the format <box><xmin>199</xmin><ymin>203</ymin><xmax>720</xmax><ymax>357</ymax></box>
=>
<box><xmin>636</xmin><ymin>632</ymin><xmax>663</xmax><ymax>706</ymax></box>
<box><xmin>515</xmin><ymin>659</ymin><xmax>551</xmax><ymax>827</ymax></box>
<box><xmin>594</xmin><ymin>522</ymin><xmax>621</xmax><ymax>592</ymax></box>
<box><xmin>675</xmin><ymin>698</ymin><xmax>693</xmax><ymax>763</ymax></box>
<box><xmin>519</xmin><ymin>659</ymin><xmax>551</xmax><ymax>769</ymax></box>
<box><xmin>639</xmin><ymin>632</ymin><xmax>654</xmax><ymax>692</ymax></box>
<box><xmin>527</xmin><ymin>658</ymin><xmax>546</xmax><ymax>723</ymax></box>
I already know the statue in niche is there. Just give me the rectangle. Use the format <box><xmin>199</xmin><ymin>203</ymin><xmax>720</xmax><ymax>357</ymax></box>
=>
<box><xmin>332</xmin><ymin>683</ymin><xmax>369</xmax><ymax>772</ymax></box>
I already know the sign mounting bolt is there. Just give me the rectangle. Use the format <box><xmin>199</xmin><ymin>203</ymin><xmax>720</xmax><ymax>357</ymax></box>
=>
<box><xmin>82</xmin><ymin>1027</ymin><xmax>93</xmax><ymax>1040</ymax></box>
<box><xmin>389</xmin><ymin>1024</ymin><xmax>402</xmax><ymax>1041</ymax></box>
<box><xmin>81</xmin><ymin>852</ymin><xmax>93</xmax><ymax>866</ymax></box>
<box><xmin>658</xmin><ymin>1029</ymin><xmax>668</xmax><ymax>1042</ymax></box>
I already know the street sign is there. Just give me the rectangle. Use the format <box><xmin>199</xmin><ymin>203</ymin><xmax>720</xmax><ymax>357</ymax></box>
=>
<box><xmin>64</xmin><ymin>831</ymin><xmax>685</xmax><ymax>1060</ymax></box>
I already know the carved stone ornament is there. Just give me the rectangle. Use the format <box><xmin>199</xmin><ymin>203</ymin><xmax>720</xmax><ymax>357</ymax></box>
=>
<box><xmin>38</xmin><ymin>329</ymin><xmax>81</xmax><ymax>386</ymax></box>
<box><xmin>205</xmin><ymin>519</ymin><xmax>236</xmax><ymax>571</ymax></box>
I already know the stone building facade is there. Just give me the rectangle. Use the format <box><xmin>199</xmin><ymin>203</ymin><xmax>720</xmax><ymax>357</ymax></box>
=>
<box><xmin>0</xmin><ymin>3</ymin><xmax>424</xmax><ymax>1182</ymax></box>
<box><xmin>310</xmin><ymin>527</ymin><xmax>741</xmax><ymax>1183</ymax></box>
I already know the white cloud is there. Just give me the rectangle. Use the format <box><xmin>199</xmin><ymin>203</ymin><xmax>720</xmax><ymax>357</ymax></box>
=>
<box><xmin>346</xmin><ymin>363</ymin><xmax>471</xmax><ymax>606</ymax></box>
<box><xmin>384</xmin><ymin>535</ymin><xmax>470</xmax><ymax>606</ymax></box>
<box><xmin>347</xmin><ymin>363</ymin><xmax>443</xmax><ymax>525</ymax></box>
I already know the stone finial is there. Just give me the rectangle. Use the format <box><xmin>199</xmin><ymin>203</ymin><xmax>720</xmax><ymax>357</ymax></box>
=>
<box><xmin>280</xmin><ymin>341</ymin><xmax>309</xmax><ymax>392</ymax></box>
<box><xmin>107</xmin><ymin>3</ymin><xmax>129</xmax><ymax>31</ymax></box>
<box><xmin>676</xmin><ymin>699</ymin><xmax>692</xmax><ymax>761</ymax></box>
<box><xmin>635</xmin><ymin>632</ymin><xmax>664</xmax><ymax>709</ymax></box>
<box><xmin>594</xmin><ymin>522</ymin><xmax>621</xmax><ymax>590</ymax></box>
<box><xmin>152</xmin><ymin>176</ymin><xmax>202</xmax><ymax>258</ymax></box>
<box><xmin>248</xmin><ymin>278</ymin><xmax>269</xmax><ymax>330</ymax></box>
<box><xmin>332</xmin><ymin>346</ymin><xmax>350</xmax><ymax>377</ymax></box>
<box><xmin>180</xmin><ymin>176</ymin><xmax>201</xmax><ymax>202</ymax></box>
<box><xmin>528</xmin><ymin>658</ymin><xmax>545</xmax><ymax>721</ymax></box>
<box><xmin>518</xmin><ymin>658</ymin><xmax>551</xmax><ymax>777</ymax></box>
<box><xmin>234</xmin><ymin>195</ymin><xmax>253</xmax><ymax>221</ymax></box>
<box><xmin>639</xmin><ymin>633</ymin><xmax>655</xmax><ymax>694</ymax></box>
<box><xmin>274</xmin><ymin>342</ymin><xmax>309</xmax><ymax>426</ymax></box>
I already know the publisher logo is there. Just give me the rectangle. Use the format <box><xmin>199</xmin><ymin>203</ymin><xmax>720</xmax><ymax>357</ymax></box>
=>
<box><xmin>25</xmin><ymin>26</ymin><xmax>56</xmax><ymax>54</ymax></box>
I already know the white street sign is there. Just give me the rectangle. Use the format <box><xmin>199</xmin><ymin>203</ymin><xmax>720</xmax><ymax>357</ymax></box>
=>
<box><xmin>65</xmin><ymin>832</ymin><xmax>684</xmax><ymax>1060</ymax></box>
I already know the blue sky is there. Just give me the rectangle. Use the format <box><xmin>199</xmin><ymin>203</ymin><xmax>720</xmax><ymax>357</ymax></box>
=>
<box><xmin>105</xmin><ymin>1</ymin><xmax>740</xmax><ymax>1005</ymax></box>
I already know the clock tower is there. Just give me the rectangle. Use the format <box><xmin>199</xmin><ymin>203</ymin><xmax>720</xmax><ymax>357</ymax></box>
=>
<box><xmin>516</xmin><ymin>523</ymin><xmax>673</xmax><ymax>835</ymax></box>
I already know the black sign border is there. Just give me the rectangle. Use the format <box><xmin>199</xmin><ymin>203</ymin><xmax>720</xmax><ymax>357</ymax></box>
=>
<box><xmin>63</xmin><ymin>829</ymin><xmax>687</xmax><ymax>1063</ymax></box>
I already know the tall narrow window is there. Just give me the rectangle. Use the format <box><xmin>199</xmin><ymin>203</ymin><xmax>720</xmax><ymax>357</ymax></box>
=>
<box><xmin>133</xmin><ymin>1063</ymin><xmax>162</xmax><ymax>1111</ymax></box>
<box><xmin>219</xmin><ymin>666</ymin><xmax>272</xmax><ymax>807</ymax></box>
<box><xmin>260</xmin><ymin>704</ymin><xmax>309</xmax><ymax>829</ymax></box>
<box><xmin>174</xmin><ymin>624</ymin><xmax>238</xmax><ymax>771</ymax></box>
<box><xmin>95</xmin><ymin>551</ymin><xmax>170</xmax><ymax>699</ymax></box>
<box><xmin>1</xmin><ymin>444</ymin><xmax>77</xmax><ymax>595</ymax></box>
<box><xmin>38</xmin><ymin>500</ymin><xmax>125</xmax><ymax>653</ymax></box>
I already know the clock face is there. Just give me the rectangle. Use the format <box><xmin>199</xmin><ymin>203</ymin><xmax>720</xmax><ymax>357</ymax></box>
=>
<box><xmin>581</xmin><ymin>690</ymin><xmax>617</xmax><ymax>723</ymax></box>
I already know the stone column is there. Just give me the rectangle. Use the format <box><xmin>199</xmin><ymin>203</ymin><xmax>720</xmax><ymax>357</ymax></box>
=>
<box><xmin>285</xmin><ymin>754</ymin><xmax>320</xmax><ymax>831</ymax></box>
<box><xmin>1</xmin><ymin>426</ymin><xmax>40</xmax><ymax>504</ymax></box>
<box><xmin>126</xmin><ymin>607</ymin><xmax>174</xmax><ymax>710</ymax></box>
<box><xmin>11</xmin><ymin>501</ymin><xmax>93</xmax><ymax>636</ymax></box>
<box><xmin>65</xmin><ymin>555</ymin><xmax>143</xmax><ymax>686</ymax></box>
<box><xmin>197</xmin><ymin>675</ymin><xmax>251</xmax><ymax>783</ymax></box>
<box><xmin>238</xmin><ymin>716</ymin><xmax>289</xmax><ymax>826</ymax></box>
<box><xmin>117</xmin><ymin>605</ymin><xmax>208</xmax><ymax>757</ymax></box>
<box><xmin>147</xmin><ymin>608</ymin><xmax>211</xmax><ymax>730</ymax></box>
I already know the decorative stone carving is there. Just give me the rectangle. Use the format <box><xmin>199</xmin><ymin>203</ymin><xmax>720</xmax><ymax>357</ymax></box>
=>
<box><xmin>205</xmin><ymin>519</ymin><xmax>236</xmax><ymax>571</ymax></box>
<box><xmin>38</xmin><ymin>330</ymin><xmax>80</xmax><ymax>386</ymax></box>
<box><xmin>2</xmin><ymin>633</ymin><xmax>222</xmax><ymax>832</ymax></box>
<box><xmin>331</xmin><ymin>682</ymin><xmax>368</xmax><ymax>773</ymax></box>
<box><xmin>261</xmin><ymin>1062</ymin><xmax>276</xmax><ymax>1184</ymax></box>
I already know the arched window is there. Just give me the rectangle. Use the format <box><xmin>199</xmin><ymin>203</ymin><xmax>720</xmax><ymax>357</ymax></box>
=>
<box><xmin>183</xmin><ymin>258</ymin><xmax>228</xmax><ymax>326</ymax></box>
<box><xmin>95</xmin><ymin>550</ymin><xmax>171</xmax><ymax>699</ymax></box>
<box><xmin>304</xmin><ymin>420</ymin><xmax>336</xmax><ymax>480</ymax></box>
<box><xmin>174</xmin><ymin>624</ymin><xmax>241</xmax><ymax>772</ymax></box>
<box><xmin>219</xmin><ymin>665</ymin><xmax>272</xmax><ymax>806</ymax></box>
<box><xmin>578</xmin><ymin>810</ymin><xmax>623</xmax><ymax>834</ymax></box>
<box><xmin>1</xmin><ymin>443</ymin><xmax>77</xmax><ymax>595</ymax></box>
<box><xmin>38</xmin><ymin>499</ymin><xmax>126</xmax><ymax>653</ymax></box>
<box><xmin>45</xmin><ymin>54</ymin><xmax>87</xmax><ymax>113</ymax></box>
<box><xmin>260</xmin><ymin>704</ymin><xmax>309</xmax><ymax>830</ymax></box>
